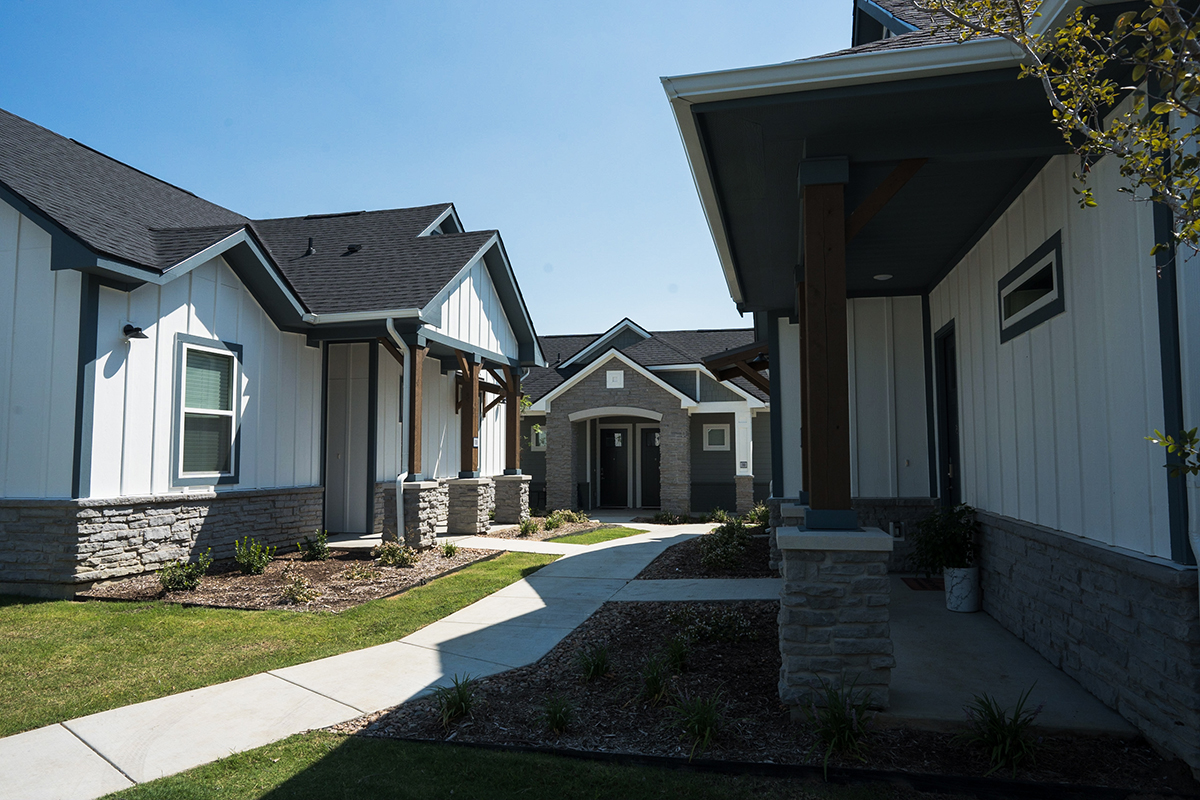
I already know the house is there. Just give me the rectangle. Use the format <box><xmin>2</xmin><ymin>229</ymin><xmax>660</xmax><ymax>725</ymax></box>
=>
<box><xmin>663</xmin><ymin>0</ymin><xmax>1199</xmax><ymax>773</ymax></box>
<box><xmin>0</xmin><ymin>107</ymin><xmax>544</xmax><ymax>598</ymax></box>
<box><xmin>519</xmin><ymin>319</ymin><xmax>770</xmax><ymax>515</ymax></box>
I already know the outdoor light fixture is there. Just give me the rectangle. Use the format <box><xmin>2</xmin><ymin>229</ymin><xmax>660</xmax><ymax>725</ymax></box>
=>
<box><xmin>122</xmin><ymin>323</ymin><xmax>148</xmax><ymax>340</ymax></box>
<box><xmin>873</xmin><ymin>274</ymin><xmax>893</xmax><ymax>281</ymax></box>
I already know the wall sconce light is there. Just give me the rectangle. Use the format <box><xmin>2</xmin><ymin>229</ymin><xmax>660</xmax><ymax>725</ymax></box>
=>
<box><xmin>123</xmin><ymin>323</ymin><xmax>148</xmax><ymax>340</ymax></box>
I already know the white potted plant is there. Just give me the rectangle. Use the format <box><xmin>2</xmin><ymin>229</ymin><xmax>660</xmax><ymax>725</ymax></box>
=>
<box><xmin>910</xmin><ymin>504</ymin><xmax>981</xmax><ymax>613</ymax></box>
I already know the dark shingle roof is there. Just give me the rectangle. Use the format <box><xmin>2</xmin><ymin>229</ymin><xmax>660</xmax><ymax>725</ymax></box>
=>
<box><xmin>0</xmin><ymin>108</ymin><xmax>248</xmax><ymax>269</ymax></box>
<box><xmin>872</xmin><ymin>0</ymin><xmax>936</xmax><ymax>29</ymax></box>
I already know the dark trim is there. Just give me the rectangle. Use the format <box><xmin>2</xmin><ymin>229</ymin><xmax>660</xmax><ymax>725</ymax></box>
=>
<box><xmin>1152</xmin><ymin>203</ymin><xmax>1194</xmax><ymax>565</ymax></box>
<box><xmin>71</xmin><ymin>274</ymin><xmax>99</xmax><ymax>498</ymax></box>
<box><xmin>691</xmin><ymin>108</ymin><xmax>747</xmax><ymax>304</ymax></box>
<box><xmin>855</xmin><ymin>0</ymin><xmax>918</xmax><ymax>35</ymax></box>
<box><xmin>171</xmin><ymin>333</ymin><xmax>243</xmax><ymax>488</ymax></box>
<box><xmin>997</xmin><ymin>230</ymin><xmax>1065</xmax><ymax>344</ymax></box>
<box><xmin>922</xmin><ymin>295</ymin><xmax>938</xmax><ymax>498</ymax></box>
<box><xmin>0</xmin><ymin>180</ymin><xmax>108</xmax><ymax>276</ymax></box>
<box><xmin>933</xmin><ymin>320</ymin><xmax>957</xmax><ymax>506</ymax></box>
<box><xmin>767</xmin><ymin>311</ymin><xmax>784</xmax><ymax>496</ymax></box>
<box><xmin>366</xmin><ymin>342</ymin><xmax>380</xmax><ymax>531</ymax></box>
<box><xmin>319</xmin><ymin>342</ymin><xmax>329</xmax><ymax>531</ymax></box>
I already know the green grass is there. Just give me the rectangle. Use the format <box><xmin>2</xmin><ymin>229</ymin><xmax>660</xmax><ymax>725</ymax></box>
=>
<box><xmin>102</xmin><ymin>731</ymin><xmax>953</xmax><ymax>800</ymax></box>
<box><xmin>548</xmin><ymin>526</ymin><xmax>646</xmax><ymax>546</ymax></box>
<box><xmin>0</xmin><ymin>552</ymin><xmax>556</xmax><ymax>737</ymax></box>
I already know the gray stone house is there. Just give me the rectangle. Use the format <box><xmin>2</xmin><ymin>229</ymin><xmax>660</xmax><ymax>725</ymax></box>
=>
<box><xmin>520</xmin><ymin>319</ymin><xmax>770</xmax><ymax>515</ymax></box>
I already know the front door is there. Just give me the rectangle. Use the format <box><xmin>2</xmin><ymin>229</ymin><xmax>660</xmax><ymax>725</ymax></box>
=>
<box><xmin>325</xmin><ymin>342</ymin><xmax>371</xmax><ymax>533</ymax></box>
<box><xmin>599</xmin><ymin>428</ymin><xmax>629</xmax><ymax>507</ymax></box>
<box><xmin>934</xmin><ymin>324</ymin><xmax>961</xmax><ymax>507</ymax></box>
<box><xmin>640</xmin><ymin>428</ymin><xmax>661</xmax><ymax>508</ymax></box>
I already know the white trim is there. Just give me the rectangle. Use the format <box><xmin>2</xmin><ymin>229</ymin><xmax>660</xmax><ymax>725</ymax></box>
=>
<box><xmin>304</xmin><ymin>307</ymin><xmax>425</xmax><ymax>325</ymax></box>
<box><xmin>598</xmin><ymin>423</ymin><xmax>634</xmax><ymax>508</ymax></box>
<box><xmin>558</xmin><ymin>318</ymin><xmax>652</xmax><ymax>369</ymax></box>
<box><xmin>537</xmin><ymin>350</ymin><xmax>699</xmax><ymax>413</ymax></box>
<box><xmin>694</xmin><ymin>400</ymin><xmax>751</xmax><ymax>414</ymax></box>
<box><xmin>416</xmin><ymin>206</ymin><xmax>464</xmax><ymax>238</ymax></box>
<box><xmin>1000</xmin><ymin>250</ymin><xmax>1059</xmax><ymax>328</ymax></box>
<box><xmin>178</xmin><ymin>341</ymin><xmax>238</xmax><ymax>480</ymax></box>
<box><xmin>419</xmin><ymin>233</ymin><xmax>499</xmax><ymax>320</ymax></box>
<box><xmin>702</xmin><ymin>423</ymin><xmax>730</xmax><ymax>452</ymax></box>
<box><xmin>567</xmin><ymin>406</ymin><xmax>664</xmax><ymax>423</ymax></box>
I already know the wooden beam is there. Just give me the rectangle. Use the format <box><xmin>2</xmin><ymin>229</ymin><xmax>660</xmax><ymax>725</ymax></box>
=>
<box><xmin>483</xmin><ymin>393</ymin><xmax>505</xmax><ymax>415</ymax></box>
<box><xmin>702</xmin><ymin>341</ymin><xmax>769</xmax><ymax>372</ymax></box>
<box><xmin>478</xmin><ymin>380</ymin><xmax>505</xmax><ymax>396</ymax></box>
<box><xmin>485</xmin><ymin>365</ymin><xmax>509</xmax><ymax>393</ymax></box>
<box><xmin>407</xmin><ymin>345</ymin><xmax>425</xmax><ymax>479</ymax></box>
<box><xmin>457</xmin><ymin>351</ymin><xmax>481</xmax><ymax>475</ymax></box>
<box><xmin>845</xmin><ymin>158</ymin><xmax>926</xmax><ymax>244</ymax></box>
<box><xmin>378</xmin><ymin>337</ymin><xmax>405</xmax><ymax>367</ymax></box>
<box><xmin>503</xmin><ymin>365</ymin><xmax>520</xmax><ymax>472</ymax></box>
<box><xmin>797</xmin><ymin>284</ymin><xmax>809</xmax><ymax>497</ymax></box>
<box><xmin>731</xmin><ymin>361</ymin><xmax>771</xmax><ymax>395</ymax></box>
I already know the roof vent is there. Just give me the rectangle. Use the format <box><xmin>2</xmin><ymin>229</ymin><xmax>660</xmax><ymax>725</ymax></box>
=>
<box><xmin>347</xmin><ymin>244</ymin><xmax>362</xmax><ymax>253</ymax></box>
<box><xmin>305</xmin><ymin>237</ymin><xmax>316</xmax><ymax>256</ymax></box>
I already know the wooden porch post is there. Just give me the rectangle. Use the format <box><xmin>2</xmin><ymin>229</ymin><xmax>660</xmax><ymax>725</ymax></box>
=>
<box><xmin>457</xmin><ymin>351</ymin><xmax>481</xmax><ymax>477</ymax></box>
<box><xmin>408</xmin><ymin>344</ymin><xmax>425</xmax><ymax>480</ymax></box>
<box><xmin>503</xmin><ymin>364</ymin><xmax>521</xmax><ymax>474</ymax></box>
<box><xmin>802</xmin><ymin>163</ymin><xmax>855</xmax><ymax>528</ymax></box>
<box><xmin>796</xmin><ymin>284</ymin><xmax>810</xmax><ymax>499</ymax></box>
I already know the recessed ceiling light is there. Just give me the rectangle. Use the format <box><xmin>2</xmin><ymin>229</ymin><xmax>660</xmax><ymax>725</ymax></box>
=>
<box><xmin>873</xmin><ymin>274</ymin><xmax>893</xmax><ymax>281</ymax></box>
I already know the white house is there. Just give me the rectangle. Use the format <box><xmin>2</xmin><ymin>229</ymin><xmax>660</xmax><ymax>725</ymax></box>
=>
<box><xmin>665</xmin><ymin>0</ymin><xmax>1199</xmax><ymax>774</ymax></box>
<box><xmin>0</xmin><ymin>107</ymin><xmax>544</xmax><ymax>598</ymax></box>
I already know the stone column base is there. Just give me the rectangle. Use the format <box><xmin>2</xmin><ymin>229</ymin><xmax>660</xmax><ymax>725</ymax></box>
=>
<box><xmin>447</xmin><ymin>478</ymin><xmax>494</xmax><ymax>535</ymax></box>
<box><xmin>777</xmin><ymin>527</ymin><xmax>894</xmax><ymax>711</ymax></box>
<box><xmin>493</xmin><ymin>474</ymin><xmax>531</xmax><ymax>524</ymax></box>
<box><xmin>735</xmin><ymin>475</ymin><xmax>755</xmax><ymax>515</ymax></box>
<box><xmin>402</xmin><ymin>481</ymin><xmax>448</xmax><ymax>549</ymax></box>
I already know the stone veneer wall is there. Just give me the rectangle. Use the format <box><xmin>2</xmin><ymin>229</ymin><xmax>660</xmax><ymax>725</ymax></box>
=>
<box><xmin>0</xmin><ymin>487</ymin><xmax>324</xmax><ymax>597</ymax></box>
<box><xmin>735</xmin><ymin>475</ymin><xmax>754</xmax><ymax>515</ymax></box>
<box><xmin>766</xmin><ymin>497</ymin><xmax>938</xmax><ymax>574</ymax></box>
<box><xmin>977</xmin><ymin>511</ymin><xmax>1200</xmax><ymax>773</ymax></box>
<box><xmin>402</xmin><ymin>481</ymin><xmax>448</xmax><ymax>549</ymax></box>
<box><xmin>545</xmin><ymin>361</ymin><xmax>690</xmax><ymax>514</ymax></box>
<box><xmin>447</xmin><ymin>478</ymin><xmax>493</xmax><ymax>534</ymax></box>
<box><xmin>373</xmin><ymin>482</ymin><xmax>396</xmax><ymax>540</ymax></box>
<box><xmin>493</xmin><ymin>475</ymin><xmax>531</xmax><ymax>524</ymax></box>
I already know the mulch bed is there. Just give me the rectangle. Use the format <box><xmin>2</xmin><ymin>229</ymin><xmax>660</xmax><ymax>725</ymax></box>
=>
<box><xmin>78</xmin><ymin>546</ymin><xmax>496</xmax><ymax>613</ymax></box>
<box><xmin>636</xmin><ymin>531</ymin><xmax>774</xmax><ymax>579</ymax></box>
<box><xmin>334</xmin><ymin>600</ymin><xmax>1198</xmax><ymax>794</ymax></box>
<box><xmin>487</xmin><ymin>517</ymin><xmax>612</xmax><ymax>543</ymax></box>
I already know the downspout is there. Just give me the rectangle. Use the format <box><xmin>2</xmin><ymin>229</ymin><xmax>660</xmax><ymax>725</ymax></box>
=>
<box><xmin>387</xmin><ymin>319</ymin><xmax>411</xmax><ymax>544</ymax></box>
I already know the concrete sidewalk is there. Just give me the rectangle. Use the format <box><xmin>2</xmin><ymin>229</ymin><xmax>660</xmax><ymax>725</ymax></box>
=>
<box><xmin>0</xmin><ymin>522</ymin><xmax>722</xmax><ymax>800</ymax></box>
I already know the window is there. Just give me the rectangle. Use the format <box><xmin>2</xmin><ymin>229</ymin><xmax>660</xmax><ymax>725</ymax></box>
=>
<box><xmin>531</xmin><ymin>425</ymin><xmax>547</xmax><ymax>451</ymax></box>
<box><xmin>999</xmin><ymin>230</ymin><xmax>1065</xmax><ymax>343</ymax></box>
<box><xmin>606</xmin><ymin>369</ymin><xmax>624</xmax><ymax>389</ymax></box>
<box><xmin>703</xmin><ymin>423</ymin><xmax>729</xmax><ymax>451</ymax></box>
<box><xmin>174</xmin><ymin>334</ymin><xmax>241</xmax><ymax>486</ymax></box>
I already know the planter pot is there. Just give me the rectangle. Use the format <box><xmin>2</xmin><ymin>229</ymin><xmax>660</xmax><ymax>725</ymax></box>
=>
<box><xmin>943</xmin><ymin>566</ymin><xmax>981</xmax><ymax>613</ymax></box>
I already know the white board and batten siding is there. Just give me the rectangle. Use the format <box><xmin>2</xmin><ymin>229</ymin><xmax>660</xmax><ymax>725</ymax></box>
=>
<box><xmin>427</xmin><ymin>259</ymin><xmax>519</xmax><ymax>359</ymax></box>
<box><xmin>775</xmin><ymin>298</ymin><xmax>929</xmax><ymax>499</ymax></box>
<box><xmin>928</xmin><ymin>153</ymin><xmax>1172</xmax><ymax>559</ymax></box>
<box><xmin>414</xmin><ymin>357</ymin><xmax>507</xmax><ymax>479</ymax></box>
<box><xmin>88</xmin><ymin>256</ymin><xmax>323</xmax><ymax>499</ymax></box>
<box><xmin>0</xmin><ymin>201</ymin><xmax>80</xmax><ymax>499</ymax></box>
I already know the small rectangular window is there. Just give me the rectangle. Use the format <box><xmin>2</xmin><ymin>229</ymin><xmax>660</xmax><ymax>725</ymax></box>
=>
<box><xmin>174</xmin><ymin>334</ymin><xmax>241</xmax><ymax>486</ymax></box>
<box><xmin>999</xmin><ymin>230</ymin><xmax>1065</xmax><ymax>343</ymax></box>
<box><xmin>703</xmin><ymin>423</ymin><xmax>730</xmax><ymax>451</ymax></box>
<box><xmin>531</xmin><ymin>425</ymin><xmax>547</xmax><ymax>451</ymax></box>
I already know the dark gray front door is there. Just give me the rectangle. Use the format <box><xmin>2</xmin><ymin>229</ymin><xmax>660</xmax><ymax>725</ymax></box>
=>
<box><xmin>600</xmin><ymin>428</ymin><xmax>628</xmax><ymax>507</ymax></box>
<box><xmin>640</xmin><ymin>428</ymin><xmax>661</xmax><ymax>508</ymax></box>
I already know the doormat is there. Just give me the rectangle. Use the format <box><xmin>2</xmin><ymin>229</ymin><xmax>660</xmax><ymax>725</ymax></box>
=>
<box><xmin>902</xmin><ymin>576</ymin><xmax>944</xmax><ymax>591</ymax></box>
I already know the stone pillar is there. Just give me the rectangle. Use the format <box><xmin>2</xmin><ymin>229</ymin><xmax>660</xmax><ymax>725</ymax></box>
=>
<box><xmin>545</xmin><ymin>415</ymin><xmax>577</xmax><ymax>511</ymax></box>
<box><xmin>777</xmin><ymin>527</ymin><xmax>894</xmax><ymax>711</ymax></box>
<box><xmin>735</xmin><ymin>475</ymin><xmax>754</xmax><ymax>515</ymax></box>
<box><xmin>402</xmin><ymin>481</ymin><xmax>447</xmax><ymax>550</ymax></box>
<box><xmin>659</xmin><ymin>410</ymin><xmax>690</xmax><ymax>515</ymax></box>
<box><xmin>493</xmin><ymin>474</ymin><xmax>531</xmax><ymax>524</ymax></box>
<box><xmin>447</xmin><ymin>477</ymin><xmax>493</xmax><ymax>534</ymax></box>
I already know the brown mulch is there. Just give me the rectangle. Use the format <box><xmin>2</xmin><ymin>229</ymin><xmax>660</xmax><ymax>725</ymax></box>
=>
<box><xmin>487</xmin><ymin>517</ymin><xmax>609</xmax><ymax>542</ymax></box>
<box><xmin>334</xmin><ymin>600</ymin><xmax>1198</xmax><ymax>794</ymax></box>
<box><xmin>77</xmin><ymin>546</ymin><xmax>496</xmax><ymax>612</ymax></box>
<box><xmin>636</xmin><ymin>531</ymin><xmax>774</xmax><ymax>579</ymax></box>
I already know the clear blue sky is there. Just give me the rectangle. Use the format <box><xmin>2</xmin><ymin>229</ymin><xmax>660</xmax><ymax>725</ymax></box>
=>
<box><xmin>0</xmin><ymin>1</ymin><xmax>849</xmax><ymax>335</ymax></box>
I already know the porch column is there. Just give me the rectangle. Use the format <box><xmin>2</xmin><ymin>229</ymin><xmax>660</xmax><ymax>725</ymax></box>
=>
<box><xmin>407</xmin><ymin>344</ymin><xmax>425</xmax><ymax>480</ymax></box>
<box><xmin>457</xmin><ymin>350</ymin><xmax>481</xmax><ymax>478</ymax></box>
<box><xmin>735</xmin><ymin>408</ymin><xmax>754</xmax><ymax>514</ymax></box>
<box><xmin>503</xmin><ymin>364</ymin><xmax>521</xmax><ymax>474</ymax></box>
<box><xmin>796</xmin><ymin>284</ymin><xmax>810</xmax><ymax>501</ymax></box>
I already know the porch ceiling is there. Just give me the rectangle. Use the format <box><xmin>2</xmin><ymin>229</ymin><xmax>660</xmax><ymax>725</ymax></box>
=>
<box><xmin>692</xmin><ymin>67</ymin><xmax>1071</xmax><ymax>310</ymax></box>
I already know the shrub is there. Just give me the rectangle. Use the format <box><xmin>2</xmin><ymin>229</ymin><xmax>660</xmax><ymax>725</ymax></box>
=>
<box><xmin>652</xmin><ymin>511</ymin><xmax>685</xmax><ymax>525</ymax></box>
<box><xmin>488</xmin><ymin>508</ymin><xmax>496</xmax><ymax>521</ymax></box>
<box><xmin>342</xmin><ymin>562</ymin><xmax>380</xmax><ymax>581</ymax></box>
<box><xmin>743</xmin><ymin>502</ymin><xmax>771</xmax><ymax>527</ymax></box>
<box><xmin>374</xmin><ymin>542</ymin><xmax>419</xmax><ymax>567</ymax></box>
<box><xmin>158</xmin><ymin>549</ymin><xmax>213</xmax><ymax>592</ymax></box>
<box><xmin>664</xmin><ymin>635</ymin><xmax>690</xmax><ymax>673</ymax></box>
<box><xmin>233</xmin><ymin>536</ymin><xmax>275</xmax><ymax>575</ymax></box>
<box><xmin>956</xmin><ymin>686</ymin><xmax>1043</xmax><ymax>777</ymax></box>
<box><xmin>282</xmin><ymin>574</ymin><xmax>321</xmax><ymax>604</ymax></box>
<box><xmin>576</xmin><ymin>644</ymin><xmax>611</xmax><ymax>682</ymax></box>
<box><xmin>705</xmin><ymin>507</ymin><xmax>729</xmax><ymax>524</ymax></box>
<box><xmin>441</xmin><ymin>541</ymin><xmax>459</xmax><ymax>558</ymax></box>
<box><xmin>667</xmin><ymin>606</ymin><xmax>756</xmax><ymax>643</ymax></box>
<box><xmin>297</xmin><ymin>530</ymin><xmax>330</xmax><ymax>562</ymax></box>
<box><xmin>802</xmin><ymin>676</ymin><xmax>874</xmax><ymax>777</ymax></box>
<box><xmin>910</xmin><ymin>504</ymin><xmax>978</xmax><ymax>575</ymax></box>
<box><xmin>639</xmin><ymin>656</ymin><xmax>671</xmax><ymax>705</ymax></box>
<box><xmin>543</xmin><ymin>694</ymin><xmax>572</xmax><ymax>735</ymax></box>
<box><xmin>519</xmin><ymin>517</ymin><xmax>540</xmax><ymax>537</ymax></box>
<box><xmin>433</xmin><ymin>674</ymin><xmax>476</xmax><ymax>729</ymax></box>
<box><xmin>559</xmin><ymin>509</ymin><xmax>589</xmax><ymax>524</ymax></box>
<box><xmin>699</xmin><ymin>518</ymin><xmax>751</xmax><ymax>570</ymax></box>
<box><xmin>672</xmin><ymin>692</ymin><xmax>722</xmax><ymax>759</ymax></box>
<box><xmin>543</xmin><ymin>511</ymin><xmax>565</xmax><ymax>531</ymax></box>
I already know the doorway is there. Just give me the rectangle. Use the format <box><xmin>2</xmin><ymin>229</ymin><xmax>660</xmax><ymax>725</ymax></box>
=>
<box><xmin>325</xmin><ymin>342</ymin><xmax>371</xmax><ymax>533</ymax></box>
<box><xmin>934</xmin><ymin>322</ymin><xmax>961</xmax><ymax>507</ymax></box>
<box><xmin>637</xmin><ymin>426</ymin><xmax>661</xmax><ymax>508</ymax></box>
<box><xmin>599</xmin><ymin>425</ymin><xmax>631</xmax><ymax>507</ymax></box>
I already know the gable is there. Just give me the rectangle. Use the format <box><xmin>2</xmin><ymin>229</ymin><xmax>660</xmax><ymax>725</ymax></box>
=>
<box><xmin>535</xmin><ymin>350</ymin><xmax>697</xmax><ymax>413</ymax></box>
<box><xmin>426</xmin><ymin>255</ymin><xmax>520</xmax><ymax>359</ymax></box>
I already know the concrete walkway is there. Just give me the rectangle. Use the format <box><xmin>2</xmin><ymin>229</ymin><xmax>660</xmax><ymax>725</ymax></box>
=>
<box><xmin>0</xmin><ymin>522</ymin><xmax>727</xmax><ymax>800</ymax></box>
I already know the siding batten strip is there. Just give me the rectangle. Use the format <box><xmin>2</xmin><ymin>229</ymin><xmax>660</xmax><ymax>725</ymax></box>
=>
<box><xmin>921</xmin><ymin>294</ymin><xmax>937</xmax><ymax>497</ymax></box>
<box><xmin>72</xmin><ymin>273</ymin><xmax>99</xmax><ymax>499</ymax></box>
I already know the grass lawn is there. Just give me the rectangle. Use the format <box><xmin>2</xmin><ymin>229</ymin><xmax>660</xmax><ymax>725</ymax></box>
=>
<box><xmin>548</xmin><ymin>526</ymin><xmax>646</xmax><ymax>546</ymax></box>
<box><xmin>102</xmin><ymin>731</ymin><xmax>949</xmax><ymax>800</ymax></box>
<box><xmin>0</xmin><ymin>552</ymin><xmax>556</xmax><ymax>738</ymax></box>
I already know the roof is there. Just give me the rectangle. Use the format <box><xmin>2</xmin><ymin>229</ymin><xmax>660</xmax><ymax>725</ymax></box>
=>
<box><xmin>523</xmin><ymin>325</ymin><xmax>767</xmax><ymax>403</ymax></box>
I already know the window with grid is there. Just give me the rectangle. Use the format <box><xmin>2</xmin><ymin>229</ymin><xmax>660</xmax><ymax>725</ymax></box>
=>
<box><xmin>175</xmin><ymin>338</ymin><xmax>239</xmax><ymax>483</ymax></box>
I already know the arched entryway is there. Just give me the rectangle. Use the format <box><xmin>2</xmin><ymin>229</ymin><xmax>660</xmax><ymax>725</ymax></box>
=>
<box><xmin>567</xmin><ymin>407</ymin><xmax>663</xmax><ymax>509</ymax></box>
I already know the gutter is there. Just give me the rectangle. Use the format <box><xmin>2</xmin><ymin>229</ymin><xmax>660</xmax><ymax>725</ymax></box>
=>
<box><xmin>387</xmin><ymin>318</ymin><xmax>412</xmax><ymax>543</ymax></box>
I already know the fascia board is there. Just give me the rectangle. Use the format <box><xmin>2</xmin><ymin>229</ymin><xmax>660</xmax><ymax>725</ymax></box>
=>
<box><xmin>417</xmin><ymin>205</ymin><xmax>459</xmax><ymax>237</ymax></box>
<box><xmin>857</xmin><ymin>0</ymin><xmax>918</xmax><ymax>34</ymax></box>
<box><xmin>419</xmin><ymin>233</ymin><xmax>497</xmax><ymax>324</ymax></box>
<box><xmin>559</xmin><ymin>318</ymin><xmax>652</xmax><ymax>369</ymax></box>
<box><xmin>305</xmin><ymin>307</ymin><xmax>425</xmax><ymax>324</ymax></box>
<box><xmin>540</xmin><ymin>349</ymin><xmax>699</xmax><ymax>411</ymax></box>
<box><xmin>648</xmin><ymin>363</ymin><xmax>703</xmax><ymax>371</ymax></box>
<box><xmin>701</xmin><ymin>365</ymin><xmax>766</xmax><ymax>407</ymax></box>
<box><xmin>694</xmin><ymin>400</ymin><xmax>754</xmax><ymax>414</ymax></box>
<box><xmin>483</xmin><ymin>235</ymin><xmax>547</xmax><ymax>367</ymax></box>
<box><xmin>418</xmin><ymin>327</ymin><xmax>521</xmax><ymax>368</ymax></box>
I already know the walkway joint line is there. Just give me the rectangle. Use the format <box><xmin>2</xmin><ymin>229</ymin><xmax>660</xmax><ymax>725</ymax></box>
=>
<box><xmin>59</xmin><ymin>722</ymin><xmax>139</xmax><ymax>787</ymax></box>
<box><xmin>264</xmin><ymin>672</ymin><xmax>367</xmax><ymax>715</ymax></box>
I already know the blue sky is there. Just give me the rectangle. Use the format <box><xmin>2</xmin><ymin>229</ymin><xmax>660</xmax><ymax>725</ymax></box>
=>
<box><xmin>0</xmin><ymin>1</ymin><xmax>848</xmax><ymax>335</ymax></box>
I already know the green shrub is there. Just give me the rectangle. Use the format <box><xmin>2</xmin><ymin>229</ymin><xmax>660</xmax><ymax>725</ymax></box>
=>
<box><xmin>543</xmin><ymin>511</ymin><xmax>565</xmax><ymax>531</ymax></box>
<box><xmin>956</xmin><ymin>685</ymin><xmax>1043</xmax><ymax>777</ymax></box>
<box><xmin>664</xmin><ymin>635</ymin><xmax>690</xmax><ymax>673</ymax></box>
<box><xmin>441</xmin><ymin>541</ymin><xmax>459</xmax><ymax>558</ymax></box>
<box><xmin>667</xmin><ymin>606</ymin><xmax>756</xmax><ymax>643</ymax></box>
<box><xmin>743</xmin><ymin>502</ymin><xmax>771</xmax><ymax>526</ymax></box>
<box><xmin>519</xmin><ymin>517</ymin><xmax>540</xmax><ymax>537</ymax></box>
<box><xmin>233</xmin><ymin>536</ymin><xmax>275</xmax><ymax>575</ymax></box>
<box><xmin>488</xmin><ymin>508</ymin><xmax>496</xmax><ymax>521</ymax></box>
<box><xmin>433</xmin><ymin>674</ymin><xmax>476</xmax><ymax>729</ymax></box>
<box><xmin>910</xmin><ymin>504</ymin><xmax>978</xmax><ymax>575</ymax></box>
<box><xmin>543</xmin><ymin>694</ymin><xmax>573</xmax><ymax>735</ymax></box>
<box><xmin>297</xmin><ymin>530</ymin><xmax>330</xmax><ymax>562</ymax></box>
<box><xmin>342</xmin><ymin>562</ymin><xmax>380</xmax><ymax>581</ymax></box>
<box><xmin>802</xmin><ymin>676</ymin><xmax>874</xmax><ymax>777</ymax></box>
<box><xmin>558</xmin><ymin>509</ymin><xmax>589</xmax><ymax>524</ymax></box>
<box><xmin>281</xmin><ymin>574</ymin><xmax>320</xmax><ymax>605</ymax></box>
<box><xmin>158</xmin><ymin>549</ymin><xmax>213</xmax><ymax>592</ymax></box>
<box><xmin>705</xmin><ymin>507</ymin><xmax>729</xmax><ymax>524</ymax></box>
<box><xmin>699</xmin><ymin>518</ymin><xmax>751</xmax><ymax>570</ymax></box>
<box><xmin>576</xmin><ymin>644</ymin><xmax>611</xmax><ymax>682</ymax></box>
<box><xmin>374</xmin><ymin>542</ymin><xmax>419</xmax><ymax>567</ymax></box>
<box><xmin>672</xmin><ymin>692</ymin><xmax>722</xmax><ymax>759</ymax></box>
<box><xmin>639</xmin><ymin>656</ymin><xmax>671</xmax><ymax>706</ymax></box>
<box><xmin>652</xmin><ymin>511</ymin><xmax>685</xmax><ymax>525</ymax></box>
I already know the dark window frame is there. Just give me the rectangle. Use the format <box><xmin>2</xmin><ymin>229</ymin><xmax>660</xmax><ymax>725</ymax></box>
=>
<box><xmin>998</xmin><ymin>230</ymin><xmax>1065</xmax><ymax>343</ymax></box>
